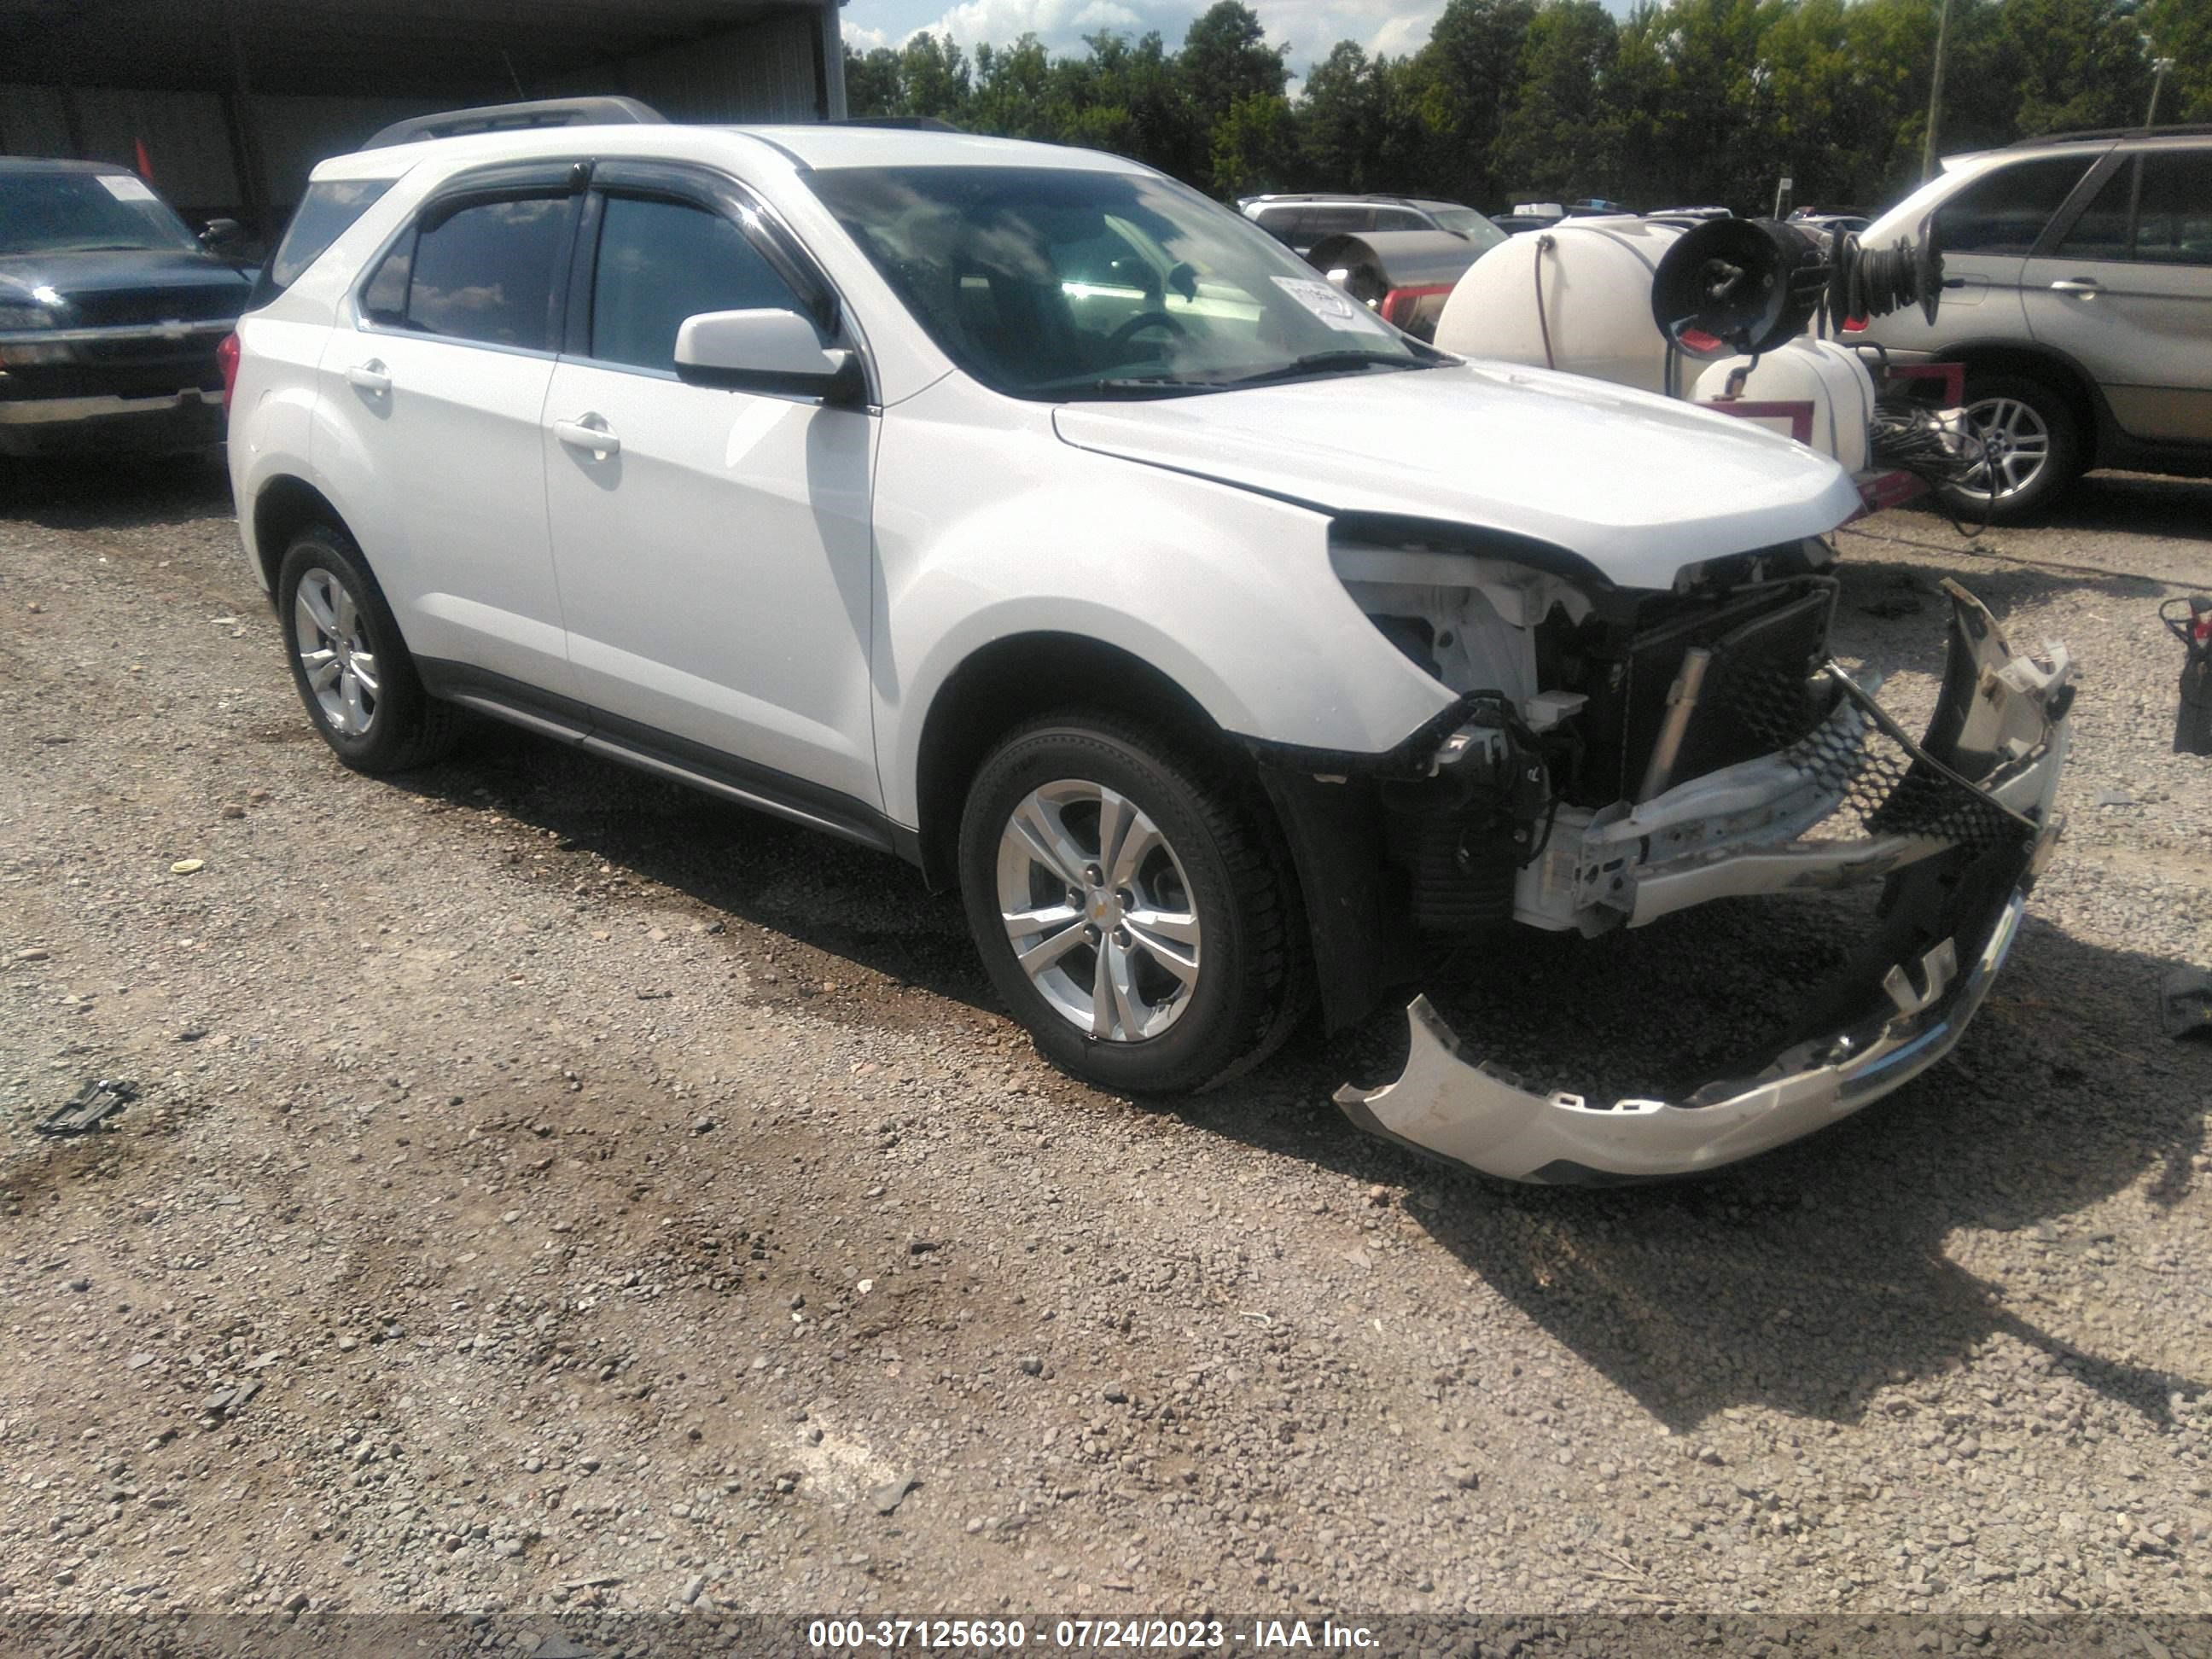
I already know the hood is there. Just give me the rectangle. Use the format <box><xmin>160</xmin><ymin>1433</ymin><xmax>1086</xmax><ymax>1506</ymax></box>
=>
<box><xmin>0</xmin><ymin>248</ymin><xmax>251</xmax><ymax>329</ymax></box>
<box><xmin>1051</xmin><ymin>360</ymin><xmax>1863</xmax><ymax>590</ymax></box>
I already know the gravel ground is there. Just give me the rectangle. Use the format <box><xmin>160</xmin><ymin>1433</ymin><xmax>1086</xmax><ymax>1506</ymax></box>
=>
<box><xmin>2</xmin><ymin>453</ymin><xmax>2209</xmax><ymax>1628</ymax></box>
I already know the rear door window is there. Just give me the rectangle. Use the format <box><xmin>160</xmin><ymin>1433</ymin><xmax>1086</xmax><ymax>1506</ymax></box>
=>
<box><xmin>2133</xmin><ymin>149</ymin><xmax>2212</xmax><ymax>265</ymax></box>
<box><xmin>2055</xmin><ymin>160</ymin><xmax>2134</xmax><ymax>260</ymax></box>
<box><xmin>586</xmin><ymin>194</ymin><xmax>806</xmax><ymax>371</ymax></box>
<box><xmin>1938</xmin><ymin>154</ymin><xmax>2098</xmax><ymax>255</ymax></box>
<box><xmin>1305</xmin><ymin>206</ymin><xmax>1371</xmax><ymax>237</ymax></box>
<box><xmin>362</xmin><ymin>191</ymin><xmax>573</xmax><ymax>351</ymax></box>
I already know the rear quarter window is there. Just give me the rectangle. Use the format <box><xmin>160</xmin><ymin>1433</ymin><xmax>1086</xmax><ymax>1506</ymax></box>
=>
<box><xmin>253</xmin><ymin>178</ymin><xmax>394</xmax><ymax>307</ymax></box>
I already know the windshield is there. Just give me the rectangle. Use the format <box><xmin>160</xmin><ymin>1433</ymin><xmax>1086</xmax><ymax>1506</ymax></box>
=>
<box><xmin>0</xmin><ymin>172</ymin><xmax>201</xmax><ymax>257</ymax></box>
<box><xmin>804</xmin><ymin>165</ymin><xmax>1434</xmax><ymax>399</ymax></box>
<box><xmin>1426</xmin><ymin>207</ymin><xmax>1505</xmax><ymax>249</ymax></box>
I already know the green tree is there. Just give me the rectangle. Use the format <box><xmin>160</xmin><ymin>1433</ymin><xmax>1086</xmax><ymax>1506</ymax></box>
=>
<box><xmin>1496</xmin><ymin>0</ymin><xmax>1621</xmax><ymax>201</ymax></box>
<box><xmin>1180</xmin><ymin>0</ymin><xmax>1291</xmax><ymax>189</ymax></box>
<box><xmin>1299</xmin><ymin>42</ymin><xmax>1388</xmax><ymax>190</ymax></box>
<box><xmin>971</xmin><ymin>33</ymin><xmax>1060</xmax><ymax>137</ymax></box>
<box><xmin>1406</xmin><ymin>0</ymin><xmax>1538</xmax><ymax>206</ymax></box>
<box><xmin>1208</xmin><ymin>92</ymin><xmax>1300</xmax><ymax>196</ymax></box>
<box><xmin>1998</xmin><ymin>0</ymin><xmax>2153</xmax><ymax>134</ymax></box>
<box><xmin>2141</xmin><ymin>0</ymin><xmax>2212</xmax><ymax>122</ymax></box>
<box><xmin>898</xmin><ymin>32</ymin><xmax>975</xmax><ymax>122</ymax></box>
<box><xmin>845</xmin><ymin>45</ymin><xmax>904</xmax><ymax>118</ymax></box>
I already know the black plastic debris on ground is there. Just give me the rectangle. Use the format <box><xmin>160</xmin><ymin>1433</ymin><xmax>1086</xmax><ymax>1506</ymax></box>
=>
<box><xmin>34</xmin><ymin>1078</ymin><xmax>137</xmax><ymax>1137</ymax></box>
<box><xmin>2164</xmin><ymin>968</ymin><xmax>2212</xmax><ymax>1041</ymax></box>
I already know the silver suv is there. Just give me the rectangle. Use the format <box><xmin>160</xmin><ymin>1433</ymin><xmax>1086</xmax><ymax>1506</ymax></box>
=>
<box><xmin>1856</xmin><ymin>127</ymin><xmax>2212</xmax><ymax>520</ymax></box>
<box><xmin>1240</xmin><ymin>194</ymin><xmax>1505</xmax><ymax>257</ymax></box>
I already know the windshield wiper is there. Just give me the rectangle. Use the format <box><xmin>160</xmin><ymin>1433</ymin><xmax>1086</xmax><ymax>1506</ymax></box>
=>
<box><xmin>1210</xmin><ymin>350</ymin><xmax>1430</xmax><ymax>389</ymax></box>
<box><xmin>1062</xmin><ymin>375</ymin><xmax>1217</xmax><ymax>399</ymax></box>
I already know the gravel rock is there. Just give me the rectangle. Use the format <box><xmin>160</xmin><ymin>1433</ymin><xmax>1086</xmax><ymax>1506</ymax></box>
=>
<box><xmin>0</xmin><ymin>458</ymin><xmax>2208</xmax><ymax>1621</ymax></box>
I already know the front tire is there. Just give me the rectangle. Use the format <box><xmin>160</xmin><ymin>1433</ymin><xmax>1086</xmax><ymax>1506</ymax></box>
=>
<box><xmin>1939</xmin><ymin>372</ymin><xmax>2082</xmax><ymax>524</ymax></box>
<box><xmin>957</xmin><ymin>713</ymin><xmax>1305</xmax><ymax>1094</ymax></box>
<box><xmin>276</xmin><ymin>524</ymin><xmax>457</xmax><ymax>773</ymax></box>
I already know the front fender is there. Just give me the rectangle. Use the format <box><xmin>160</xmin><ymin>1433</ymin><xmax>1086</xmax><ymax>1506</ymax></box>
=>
<box><xmin>870</xmin><ymin>387</ymin><xmax>1455</xmax><ymax>826</ymax></box>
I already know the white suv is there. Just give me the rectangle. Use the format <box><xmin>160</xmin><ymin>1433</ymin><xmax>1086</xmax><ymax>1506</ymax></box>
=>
<box><xmin>227</xmin><ymin>104</ymin><xmax>2075</xmax><ymax>1184</ymax></box>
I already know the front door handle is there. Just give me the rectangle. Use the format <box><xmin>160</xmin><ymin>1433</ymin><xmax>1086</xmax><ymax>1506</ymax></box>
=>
<box><xmin>553</xmin><ymin>416</ymin><xmax>620</xmax><ymax>457</ymax></box>
<box><xmin>2048</xmin><ymin>278</ymin><xmax>2104</xmax><ymax>294</ymax></box>
<box><xmin>346</xmin><ymin>359</ymin><xmax>391</xmax><ymax>394</ymax></box>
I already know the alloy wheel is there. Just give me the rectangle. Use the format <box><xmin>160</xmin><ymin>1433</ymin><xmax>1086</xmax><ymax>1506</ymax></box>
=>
<box><xmin>294</xmin><ymin>567</ymin><xmax>379</xmax><ymax>736</ymax></box>
<box><xmin>1960</xmin><ymin>395</ymin><xmax>2052</xmax><ymax>503</ymax></box>
<box><xmin>996</xmin><ymin>778</ymin><xmax>1202</xmax><ymax>1042</ymax></box>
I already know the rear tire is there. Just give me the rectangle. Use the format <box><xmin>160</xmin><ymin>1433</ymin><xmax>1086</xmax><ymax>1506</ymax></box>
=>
<box><xmin>957</xmin><ymin>713</ymin><xmax>1306</xmax><ymax>1094</ymax></box>
<box><xmin>1939</xmin><ymin>371</ymin><xmax>2082</xmax><ymax>524</ymax></box>
<box><xmin>276</xmin><ymin>523</ymin><xmax>457</xmax><ymax>773</ymax></box>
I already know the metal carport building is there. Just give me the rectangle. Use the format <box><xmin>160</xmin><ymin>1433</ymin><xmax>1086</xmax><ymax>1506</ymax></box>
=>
<box><xmin>0</xmin><ymin>0</ymin><xmax>847</xmax><ymax>235</ymax></box>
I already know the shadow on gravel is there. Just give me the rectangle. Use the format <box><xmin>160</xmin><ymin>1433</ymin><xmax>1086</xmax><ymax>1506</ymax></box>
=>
<box><xmin>0</xmin><ymin>451</ymin><xmax>232</xmax><ymax>529</ymax></box>
<box><xmin>1883</xmin><ymin>471</ymin><xmax>2212</xmax><ymax>545</ymax></box>
<box><xmin>336</xmin><ymin>645</ymin><xmax>2210</xmax><ymax>1442</ymax></box>
<box><xmin>1188</xmin><ymin>899</ymin><xmax>2212</xmax><ymax>1438</ymax></box>
<box><xmin>39</xmin><ymin>428</ymin><xmax>2192</xmax><ymax>1441</ymax></box>
<box><xmin>2032</xmin><ymin>472</ymin><xmax>2212</xmax><ymax>543</ymax></box>
<box><xmin>381</xmin><ymin>719</ymin><xmax>992</xmax><ymax>1017</ymax></box>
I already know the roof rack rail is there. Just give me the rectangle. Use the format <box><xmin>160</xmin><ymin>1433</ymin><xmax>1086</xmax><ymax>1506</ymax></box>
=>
<box><xmin>364</xmin><ymin>96</ymin><xmax>666</xmax><ymax>150</ymax></box>
<box><xmin>830</xmin><ymin>115</ymin><xmax>963</xmax><ymax>132</ymax></box>
<box><xmin>2005</xmin><ymin>122</ymin><xmax>2212</xmax><ymax>146</ymax></box>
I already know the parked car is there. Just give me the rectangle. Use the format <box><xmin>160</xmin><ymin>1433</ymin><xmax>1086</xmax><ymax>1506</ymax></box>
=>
<box><xmin>1303</xmin><ymin>229</ymin><xmax>1487</xmax><ymax>341</ymax></box>
<box><xmin>0</xmin><ymin>157</ymin><xmax>253</xmax><ymax>456</ymax></box>
<box><xmin>228</xmin><ymin>104</ymin><xmax>2072</xmax><ymax>1184</ymax></box>
<box><xmin>1789</xmin><ymin>206</ymin><xmax>1871</xmax><ymax>236</ymax></box>
<box><xmin>1644</xmin><ymin>206</ymin><xmax>1733</xmax><ymax>230</ymax></box>
<box><xmin>1854</xmin><ymin>126</ymin><xmax>2212</xmax><ymax>520</ymax></box>
<box><xmin>1241</xmin><ymin>194</ymin><xmax>1505</xmax><ymax>257</ymax></box>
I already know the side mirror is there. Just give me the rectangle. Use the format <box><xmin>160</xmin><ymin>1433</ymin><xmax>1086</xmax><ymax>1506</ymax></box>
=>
<box><xmin>201</xmin><ymin>218</ymin><xmax>246</xmax><ymax>254</ymax></box>
<box><xmin>673</xmin><ymin>308</ymin><xmax>864</xmax><ymax>405</ymax></box>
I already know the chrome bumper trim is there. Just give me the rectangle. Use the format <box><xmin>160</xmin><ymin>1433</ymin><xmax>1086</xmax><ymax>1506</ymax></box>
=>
<box><xmin>0</xmin><ymin>387</ymin><xmax>218</xmax><ymax>426</ymax></box>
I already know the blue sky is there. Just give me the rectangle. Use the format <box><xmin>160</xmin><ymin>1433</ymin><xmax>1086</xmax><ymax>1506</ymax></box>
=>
<box><xmin>841</xmin><ymin>0</ymin><xmax>1516</xmax><ymax>79</ymax></box>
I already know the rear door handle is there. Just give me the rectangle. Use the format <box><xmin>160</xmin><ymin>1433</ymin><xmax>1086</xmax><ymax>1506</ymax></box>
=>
<box><xmin>345</xmin><ymin>360</ymin><xmax>391</xmax><ymax>394</ymax></box>
<box><xmin>2049</xmin><ymin>278</ymin><xmax>2104</xmax><ymax>294</ymax></box>
<box><xmin>553</xmin><ymin>416</ymin><xmax>620</xmax><ymax>457</ymax></box>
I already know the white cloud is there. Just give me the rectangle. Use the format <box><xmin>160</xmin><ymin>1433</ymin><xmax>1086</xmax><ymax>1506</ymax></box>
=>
<box><xmin>847</xmin><ymin>0</ymin><xmax>1463</xmax><ymax>74</ymax></box>
<box><xmin>900</xmin><ymin>0</ymin><xmax>1169</xmax><ymax>52</ymax></box>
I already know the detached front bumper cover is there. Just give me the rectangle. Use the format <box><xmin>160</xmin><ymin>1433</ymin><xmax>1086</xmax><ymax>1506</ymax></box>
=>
<box><xmin>1336</xmin><ymin>582</ymin><xmax>2072</xmax><ymax>1185</ymax></box>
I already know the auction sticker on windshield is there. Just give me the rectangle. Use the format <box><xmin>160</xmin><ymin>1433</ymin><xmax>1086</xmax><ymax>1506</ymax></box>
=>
<box><xmin>1271</xmin><ymin>276</ymin><xmax>1391</xmax><ymax>334</ymax></box>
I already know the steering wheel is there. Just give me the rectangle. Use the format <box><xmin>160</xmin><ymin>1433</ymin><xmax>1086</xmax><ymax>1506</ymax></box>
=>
<box><xmin>1107</xmin><ymin>310</ymin><xmax>1190</xmax><ymax>351</ymax></box>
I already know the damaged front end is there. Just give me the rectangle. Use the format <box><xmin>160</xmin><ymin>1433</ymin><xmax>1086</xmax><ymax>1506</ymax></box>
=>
<box><xmin>1295</xmin><ymin>538</ymin><xmax>2072</xmax><ymax>1184</ymax></box>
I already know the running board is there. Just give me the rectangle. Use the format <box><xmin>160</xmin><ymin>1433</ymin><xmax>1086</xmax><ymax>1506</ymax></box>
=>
<box><xmin>422</xmin><ymin>661</ymin><xmax>903</xmax><ymax>859</ymax></box>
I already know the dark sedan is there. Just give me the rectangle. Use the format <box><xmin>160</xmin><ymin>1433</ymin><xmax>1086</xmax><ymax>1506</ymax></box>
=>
<box><xmin>0</xmin><ymin>158</ymin><xmax>252</xmax><ymax>457</ymax></box>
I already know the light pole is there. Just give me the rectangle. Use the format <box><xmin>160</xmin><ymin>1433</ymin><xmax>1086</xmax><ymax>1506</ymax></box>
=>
<box><xmin>1921</xmin><ymin>0</ymin><xmax>1952</xmax><ymax>182</ymax></box>
<box><xmin>2147</xmin><ymin>56</ymin><xmax>2175</xmax><ymax>131</ymax></box>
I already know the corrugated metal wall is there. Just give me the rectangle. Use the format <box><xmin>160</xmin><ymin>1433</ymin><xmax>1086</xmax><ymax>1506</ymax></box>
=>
<box><xmin>0</xmin><ymin>84</ymin><xmax>74</xmax><ymax>156</ymax></box>
<box><xmin>1</xmin><ymin>83</ymin><xmax>240</xmax><ymax>214</ymax></box>
<box><xmin>621</xmin><ymin>12</ymin><xmax>826</xmax><ymax>123</ymax></box>
<box><xmin>253</xmin><ymin>96</ymin><xmax>448</xmax><ymax>205</ymax></box>
<box><xmin>0</xmin><ymin>4</ymin><xmax>836</xmax><ymax>221</ymax></box>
